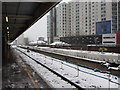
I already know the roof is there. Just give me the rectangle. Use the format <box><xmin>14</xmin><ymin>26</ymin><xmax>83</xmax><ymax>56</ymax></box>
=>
<box><xmin>2</xmin><ymin>1</ymin><xmax>60</xmax><ymax>42</ymax></box>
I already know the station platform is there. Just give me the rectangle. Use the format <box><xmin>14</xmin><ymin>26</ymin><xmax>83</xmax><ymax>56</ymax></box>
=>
<box><xmin>2</xmin><ymin>47</ymin><xmax>51</xmax><ymax>89</ymax></box>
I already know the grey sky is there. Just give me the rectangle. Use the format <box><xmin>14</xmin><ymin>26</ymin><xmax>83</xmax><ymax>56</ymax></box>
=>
<box><xmin>24</xmin><ymin>14</ymin><xmax>48</xmax><ymax>41</ymax></box>
<box><xmin>23</xmin><ymin>0</ymin><xmax>71</xmax><ymax>42</ymax></box>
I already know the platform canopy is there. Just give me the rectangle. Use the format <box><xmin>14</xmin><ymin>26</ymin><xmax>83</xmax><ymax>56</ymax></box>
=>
<box><xmin>2</xmin><ymin>0</ymin><xmax>61</xmax><ymax>42</ymax></box>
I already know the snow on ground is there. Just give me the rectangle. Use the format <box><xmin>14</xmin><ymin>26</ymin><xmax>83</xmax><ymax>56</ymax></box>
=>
<box><xmin>15</xmin><ymin>47</ymin><xmax>119</xmax><ymax>89</ymax></box>
<box><xmin>35</xmin><ymin>47</ymin><xmax>120</xmax><ymax>65</ymax></box>
<box><xmin>40</xmin><ymin>47</ymin><xmax>119</xmax><ymax>56</ymax></box>
<box><xmin>15</xmin><ymin>48</ymin><xmax>75</xmax><ymax>88</ymax></box>
<box><xmin>108</xmin><ymin>67</ymin><xmax>119</xmax><ymax>70</ymax></box>
<box><xmin>36</xmin><ymin>47</ymin><xmax>106</xmax><ymax>63</ymax></box>
<box><xmin>50</xmin><ymin>41</ymin><xmax>70</xmax><ymax>46</ymax></box>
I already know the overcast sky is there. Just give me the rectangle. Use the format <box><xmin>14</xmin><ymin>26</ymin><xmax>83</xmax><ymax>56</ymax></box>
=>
<box><xmin>24</xmin><ymin>14</ymin><xmax>48</xmax><ymax>41</ymax></box>
<box><xmin>23</xmin><ymin>0</ymin><xmax>71</xmax><ymax>42</ymax></box>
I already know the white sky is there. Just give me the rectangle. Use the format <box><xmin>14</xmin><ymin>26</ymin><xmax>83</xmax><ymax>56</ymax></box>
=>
<box><xmin>24</xmin><ymin>14</ymin><xmax>48</xmax><ymax>41</ymax></box>
<box><xmin>23</xmin><ymin>0</ymin><xmax>71</xmax><ymax>42</ymax></box>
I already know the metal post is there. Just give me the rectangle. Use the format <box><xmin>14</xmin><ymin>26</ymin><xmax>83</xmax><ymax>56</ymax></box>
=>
<box><xmin>118</xmin><ymin>77</ymin><xmax>120</xmax><ymax>90</ymax></box>
<box><xmin>107</xmin><ymin>71</ymin><xmax>110</xmax><ymax>90</ymax></box>
<box><xmin>76</xmin><ymin>65</ymin><xmax>79</xmax><ymax>77</ymax></box>
<box><xmin>108</xmin><ymin>73</ymin><xmax>110</xmax><ymax>90</ymax></box>
<box><xmin>35</xmin><ymin>53</ymin><xmax>37</xmax><ymax>58</ymax></box>
<box><xmin>51</xmin><ymin>58</ymin><xmax>53</xmax><ymax>65</ymax></box>
<box><xmin>60</xmin><ymin>61</ymin><xmax>63</xmax><ymax>69</ymax></box>
<box><xmin>0</xmin><ymin>1</ymin><xmax>2</xmax><ymax>89</ymax></box>
<box><xmin>44</xmin><ymin>56</ymin><xmax>46</xmax><ymax>64</ymax></box>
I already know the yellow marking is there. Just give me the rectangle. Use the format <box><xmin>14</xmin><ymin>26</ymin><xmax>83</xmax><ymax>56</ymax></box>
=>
<box><xmin>22</xmin><ymin>64</ymin><xmax>40</xmax><ymax>89</ymax></box>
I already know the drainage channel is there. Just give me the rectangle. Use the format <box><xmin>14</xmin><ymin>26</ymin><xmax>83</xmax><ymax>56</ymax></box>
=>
<box><xmin>16</xmin><ymin>48</ymin><xmax>84</xmax><ymax>90</ymax></box>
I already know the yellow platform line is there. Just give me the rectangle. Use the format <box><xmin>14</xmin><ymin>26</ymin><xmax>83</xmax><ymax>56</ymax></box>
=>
<box><xmin>22</xmin><ymin>64</ymin><xmax>40</xmax><ymax>89</ymax></box>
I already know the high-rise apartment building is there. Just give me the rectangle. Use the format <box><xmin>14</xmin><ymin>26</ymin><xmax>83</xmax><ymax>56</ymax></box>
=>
<box><xmin>47</xmin><ymin>8</ymin><xmax>57</xmax><ymax>44</ymax></box>
<box><xmin>111</xmin><ymin>1</ymin><xmax>120</xmax><ymax>32</ymax></box>
<box><xmin>47</xmin><ymin>1</ymin><xmax>120</xmax><ymax>44</ymax></box>
<box><xmin>96</xmin><ymin>1</ymin><xmax>120</xmax><ymax>34</ymax></box>
<box><xmin>56</xmin><ymin>2</ymin><xmax>69</xmax><ymax>37</ymax></box>
<box><xmin>56</xmin><ymin>1</ymin><xmax>102</xmax><ymax>36</ymax></box>
<box><xmin>78</xmin><ymin>1</ymin><xmax>112</xmax><ymax>35</ymax></box>
<box><xmin>68</xmin><ymin>2</ymin><xmax>77</xmax><ymax>36</ymax></box>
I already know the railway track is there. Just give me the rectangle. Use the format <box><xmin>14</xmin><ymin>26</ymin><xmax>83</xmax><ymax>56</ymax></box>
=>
<box><xmin>16</xmin><ymin>48</ymin><xmax>84</xmax><ymax>89</ymax></box>
<box><xmin>19</xmin><ymin>46</ymin><xmax>120</xmax><ymax>77</ymax></box>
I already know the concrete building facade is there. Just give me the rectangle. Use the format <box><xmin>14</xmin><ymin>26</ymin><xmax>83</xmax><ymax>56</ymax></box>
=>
<box><xmin>56</xmin><ymin>2</ymin><xmax>69</xmax><ymax>37</ymax></box>
<box><xmin>55</xmin><ymin>1</ymin><xmax>120</xmax><ymax>36</ymax></box>
<box><xmin>47</xmin><ymin>8</ymin><xmax>57</xmax><ymax>44</ymax></box>
<box><xmin>47</xmin><ymin>1</ymin><xmax>120</xmax><ymax>45</ymax></box>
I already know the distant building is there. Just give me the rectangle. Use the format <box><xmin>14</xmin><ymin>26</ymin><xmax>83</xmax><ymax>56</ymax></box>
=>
<box><xmin>53</xmin><ymin>36</ymin><xmax>60</xmax><ymax>42</ymax></box>
<box><xmin>24</xmin><ymin>38</ymin><xmax>29</xmax><ymax>45</ymax></box>
<box><xmin>38</xmin><ymin>37</ymin><xmax>44</xmax><ymax>41</ymax></box>
<box><xmin>13</xmin><ymin>34</ymin><xmax>30</xmax><ymax>45</ymax></box>
<box><xmin>12</xmin><ymin>40</ymin><xmax>17</xmax><ymax>45</ymax></box>
<box><xmin>16</xmin><ymin>34</ymin><xmax>25</xmax><ymax>45</ymax></box>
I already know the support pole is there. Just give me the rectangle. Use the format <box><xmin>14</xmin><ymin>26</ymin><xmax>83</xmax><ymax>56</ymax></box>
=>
<box><xmin>76</xmin><ymin>65</ymin><xmax>79</xmax><ymax>77</ymax></box>
<box><xmin>118</xmin><ymin>77</ymin><xmax>120</xmax><ymax>90</ymax></box>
